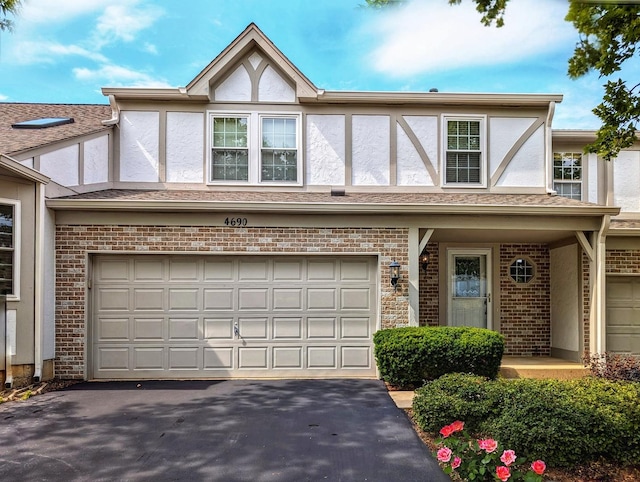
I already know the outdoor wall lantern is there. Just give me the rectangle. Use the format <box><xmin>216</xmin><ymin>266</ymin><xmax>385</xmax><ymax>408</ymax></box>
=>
<box><xmin>389</xmin><ymin>260</ymin><xmax>400</xmax><ymax>291</ymax></box>
<box><xmin>420</xmin><ymin>251</ymin><xmax>431</xmax><ymax>272</ymax></box>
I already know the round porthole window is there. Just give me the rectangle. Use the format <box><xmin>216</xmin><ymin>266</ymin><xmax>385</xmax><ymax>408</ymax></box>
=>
<box><xmin>510</xmin><ymin>258</ymin><xmax>534</xmax><ymax>284</ymax></box>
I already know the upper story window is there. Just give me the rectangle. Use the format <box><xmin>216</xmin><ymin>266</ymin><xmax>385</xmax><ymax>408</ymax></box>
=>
<box><xmin>0</xmin><ymin>201</ymin><xmax>19</xmax><ymax>298</ymax></box>
<box><xmin>444</xmin><ymin>116</ymin><xmax>485</xmax><ymax>187</ymax></box>
<box><xmin>209</xmin><ymin>112</ymin><xmax>301</xmax><ymax>185</ymax></box>
<box><xmin>553</xmin><ymin>152</ymin><xmax>582</xmax><ymax>200</ymax></box>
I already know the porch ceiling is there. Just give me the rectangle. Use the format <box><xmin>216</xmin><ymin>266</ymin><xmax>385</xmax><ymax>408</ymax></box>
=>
<box><xmin>430</xmin><ymin>228</ymin><xmax>576</xmax><ymax>244</ymax></box>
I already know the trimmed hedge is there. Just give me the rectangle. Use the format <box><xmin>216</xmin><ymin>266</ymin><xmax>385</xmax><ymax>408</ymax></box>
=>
<box><xmin>373</xmin><ymin>326</ymin><xmax>504</xmax><ymax>388</ymax></box>
<box><xmin>413</xmin><ymin>373</ymin><xmax>640</xmax><ymax>467</ymax></box>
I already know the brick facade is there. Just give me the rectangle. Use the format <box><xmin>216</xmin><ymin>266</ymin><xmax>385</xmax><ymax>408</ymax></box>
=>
<box><xmin>55</xmin><ymin>224</ymin><xmax>409</xmax><ymax>378</ymax></box>
<box><xmin>500</xmin><ymin>244</ymin><xmax>551</xmax><ymax>356</ymax></box>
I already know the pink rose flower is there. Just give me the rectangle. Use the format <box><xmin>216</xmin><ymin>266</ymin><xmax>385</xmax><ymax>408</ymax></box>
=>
<box><xmin>439</xmin><ymin>424</ymin><xmax>454</xmax><ymax>438</ymax></box>
<box><xmin>496</xmin><ymin>465</ymin><xmax>511</xmax><ymax>481</ymax></box>
<box><xmin>531</xmin><ymin>460</ymin><xmax>546</xmax><ymax>475</ymax></box>
<box><xmin>437</xmin><ymin>447</ymin><xmax>452</xmax><ymax>463</ymax></box>
<box><xmin>451</xmin><ymin>456</ymin><xmax>461</xmax><ymax>469</ymax></box>
<box><xmin>500</xmin><ymin>449</ymin><xmax>517</xmax><ymax>466</ymax></box>
<box><xmin>477</xmin><ymin>438</ymin><xmax>498</xmax><ymax>453</ymax></box>
<box><xmin>450</xmin><ymin>420</ymin><xmax>465</xmax><ymax>433</ymax></box>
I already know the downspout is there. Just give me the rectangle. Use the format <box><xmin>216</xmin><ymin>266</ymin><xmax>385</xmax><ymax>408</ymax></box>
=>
<box><xmin>545</xmin><ymin>101</ymin><xmax>557</xmax><ymax>195</ymax></box>
<box><xmin>33</xmin><ymin>182</ymin><xmax>45</xmax><ymax>382</ymax></box>
<box><xmin>2</xmin><ymin>294</ymin><xmax>9</xmax><ymax>388</ymax></box>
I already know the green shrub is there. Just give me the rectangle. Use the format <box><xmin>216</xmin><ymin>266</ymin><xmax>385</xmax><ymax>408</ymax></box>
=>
<box><xmin>413</xmin><ymin>374</ymin><xmax>640</xmax><ymax>468</ymax></box>
<box><xmin>373</xmin><ymin>326</ymin><xmax>504</xmax><ymax>388</ymax></box>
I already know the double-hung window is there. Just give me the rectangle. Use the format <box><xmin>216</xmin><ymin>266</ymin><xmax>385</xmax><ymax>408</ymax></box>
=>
<box><xmin>209</xmin><ymin>113</ymin><xmax>300</xmax><ymax>185</ymax></box>
<box><xmin>0</xmin><ymin>201</ymin><xmax>19</xmax><ymax>297</ymax></box>
<box><xmin>444</xmin><ymin>117</ymin><xmax>485</xmax><ymax>187</ymax></box>
<box><xmin>553</xmin><ymin>152</ymin><xmax>582</xmax><ymax>200</ymax></box>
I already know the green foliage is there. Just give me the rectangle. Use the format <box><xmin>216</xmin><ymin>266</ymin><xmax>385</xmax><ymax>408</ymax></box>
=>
<box><xmin>413</xmin><ymin>375</ymin><xmax>640</xmax><ymax>468</ymax></box>
<box><xmin>0</xmin><ymin>0</ymin><xmax>21</xmax><ymax>31</ymax></box>
<box><xmin>373</xmin><ymin>326</ymin><xmax>504</xmax><ymax>388</ymax></box>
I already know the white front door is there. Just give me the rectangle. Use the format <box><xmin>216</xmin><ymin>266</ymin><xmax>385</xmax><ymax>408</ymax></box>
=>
<box><xmin>448</xmin><ymin>249</ymin><xmax>492</xmax><ymax>329</ymax></box>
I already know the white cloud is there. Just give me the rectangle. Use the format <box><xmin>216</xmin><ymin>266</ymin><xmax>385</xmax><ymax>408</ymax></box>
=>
<box><xmin>94</xmin><ymin>3</ymin><xmax>164</xmax><ymax>46</ymax></box>
<box><xmin>369</xmin><ymin>0</ymin><xmax>577</xmax><ymax>76</ymax></box>
<box><xmin>0</xmin><ymin>94</ymin><xmax>8</xmax><ymax>101</ymax></box>
<box><xmin>9</xmin><ymin>41</ymin><xmax>109</xmax><ymax>65</ymax></box>
<box><xmin>73</xmin><ymin>64</ymin><xmax>173</xmax><ymax>88</ymax></box>
<box><xmin>20</xmin><ymin>0</ymin><xmax>120</xmax><ymax>24</ymax></box>
<box><xmin>143</xmin><ymin>42</ymin><xmax>158</xmax><ymax>55</ymax></box>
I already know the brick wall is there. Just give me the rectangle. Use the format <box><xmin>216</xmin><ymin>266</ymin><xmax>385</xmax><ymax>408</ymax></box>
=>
<box><xmin>500</xmin><ymin>244</ymin><xmax>551</xmax><ymax>356</ymax></box>
<box><xmin>419</xmin><ymin>242</ymin><xmax>439</xmax><ymax>326</ymax></box>
<box><xmin>55</xmin><ymin>225</ymin><xmax>409</xmax><ymax>378</ymax></box>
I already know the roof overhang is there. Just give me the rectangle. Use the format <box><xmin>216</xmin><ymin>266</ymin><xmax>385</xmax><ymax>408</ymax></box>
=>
<box><xmin>0</xmin><ymin>155</ymin><xmax>49</xmax><ymax>184</ymax></box>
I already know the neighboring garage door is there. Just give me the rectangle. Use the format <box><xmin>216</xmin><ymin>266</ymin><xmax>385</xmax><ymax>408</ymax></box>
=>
<box><xmin>606</xmin><ymin>276</ymin><xmax>640</xmax><ymax>355</ymax></box>
<box><xmin>91</xmin><ymin>255</ymin><xmax>378</xmax><ymax>379</ymax></box>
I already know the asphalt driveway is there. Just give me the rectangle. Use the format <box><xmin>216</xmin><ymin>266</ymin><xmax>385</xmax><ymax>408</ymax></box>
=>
<box><xmin>0</xmin><ymin>379</ymin><xmax>448</xmax><ymax>482</ymax></box>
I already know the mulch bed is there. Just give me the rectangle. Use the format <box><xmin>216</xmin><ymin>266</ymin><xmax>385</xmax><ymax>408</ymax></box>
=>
<box><xmin>0</xmin><ymin>379</ymin><xmax>80</xmax><ymax>404</ymax></box>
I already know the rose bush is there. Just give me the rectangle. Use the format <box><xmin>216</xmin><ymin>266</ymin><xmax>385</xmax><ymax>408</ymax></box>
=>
<box><xmin>433</xmin><ymin>421</ymin><xmax>546</xmax><ymax>481</ymax></box>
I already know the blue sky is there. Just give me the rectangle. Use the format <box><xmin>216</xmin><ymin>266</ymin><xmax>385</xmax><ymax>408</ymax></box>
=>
<box><xmin>2</xmin><ymin>0</ymin><xmax>638</xmax><ymax>129</ymax></box>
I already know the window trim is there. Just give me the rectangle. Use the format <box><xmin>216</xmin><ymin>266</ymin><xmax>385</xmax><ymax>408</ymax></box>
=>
<box><xmin>552</xmin><ymin>151</ymin><xmax>583</xmax><ymax>201</ymax></box>
<box><xmin>0</xmin><ymin>198</ymin><xmax>20</xmax><ymax>300</ymax></box>
<box><xmin>508</xmin><ymin>256</ymin><xmax>536</xmax><ymax>285</ymax></box>
<box><xmin>207</xmin><ymin>111</ymin><xmax>303</xmax><ymax>186</ymax></box>
<box><xmin>441</xmin><ymin>115</ymin><xmax>487</xmax><ymax>188</ymax></box>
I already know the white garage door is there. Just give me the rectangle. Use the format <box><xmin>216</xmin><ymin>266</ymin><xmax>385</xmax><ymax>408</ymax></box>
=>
<box><xmin>606</xmin><ymin>276</ymin><xmax>640</xmax><ymax>355</ymax></box>
<box><xmin>91</xmin><ymin>255</ymin><xmax>378</xmax><ymax>379</ymax></box>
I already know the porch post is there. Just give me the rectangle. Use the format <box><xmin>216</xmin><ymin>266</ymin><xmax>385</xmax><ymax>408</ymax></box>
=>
<box><xmin>408</xmin><ymin>227</ymin><xmax>420</xmax><ymax>326</ymax></box>
<box><xmin>594</xmin><ymin>216</ymin><xmax>610</xmax><ymax>354</ymax></box>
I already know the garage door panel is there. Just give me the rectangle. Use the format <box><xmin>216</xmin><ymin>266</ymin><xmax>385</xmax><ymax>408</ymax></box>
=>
<box><xmin>169</xmin><ymin>289</ymin><xmax>199</xmax><ymax>311</ymax></box>
<box><xmin>273</xmin><ymin>260</ymin><xmax>303</xmax><ymax>281</ymax></box>
<box><xmin>606</xmin><ymin>276</ymin><xmax>640</xmax><ymax>355</ymax></box>
<box><xmin>273</xmin><ymin>347</ymin><xmax>303</xmax><ymax>368</ymax></box>
<box><xmin>239</xmin><ymin>317</ymin><xmax>268</xmax><ymax>339</ymax></box>
<box><xmin>341</xmin><ymin>288</ymin><xmax>371</xmax><ymax>310</ymax></box>
<box><xmin>169</xmin><ymin>259</ymin><xmax>199</xmax><ymax>281</ymax></box>
<box><xmin>204</xmin><ymin>347</ymin><xmax>233</xmax><ymax>369</ymax></box>
<box><xmin>308</xmin><ymin>346</ymin><xmax>337</xmax><ymax>368</ymax></box>
<box><xmin>239</xmin><ymin>347</ymin><xmax>268</xmax><ymax>368</ymax></box>
<box><xmin>93</xmin><ymin>255</ymin><xmax>377</xmax><ymax>379</ymax></box>
<box><xmin>97</xmin><ymin>317</ymin><xmax>130</xmax><ymax>341</ymax></box>
<box><xmin>204</xmin><ymin>318</ymin><xmax>234</xmax><ymax>339</ymax></box>
<box><xmin>341</xmin><ymin>317</ymin><xmax>371</xmax><ymax>338</ymax></box>
<box><xmin>97</xmin><ymin>289</ymin><xmax>130</xmax><ymax>311</ymax></box>
<box><xmin>204</xmin><ymin>289</ymin><xmax>234</xmax><ymax>310</ymax></box>
<box><xmin>133</xmin><ymin>318</ymin><xmax>164</xmax><ymax>340</ymax></box>
<box><xmin>239</xmin><ymin>260</ymin><xmax>269</xmax><ymax>281</ymax></box>
<box><xmin>204</xmin><ymin>259</ymin><xmax>234</xmax><ymax>281</ymax></box>
<box><xmin>308</xmin><ymin>288</ymin><xmax>337</xmax><ymax>310</ymax></box>
<box><xmin>134</xmin><ymin>259</ymin><xmax>164</xmax><ymax>281</ymax></box>
<box><xmin>169</xmin><ymin>347</ymin><xmax>199</xmax><ymax>369</ymax></box>
<box><xmin>273</xmin><ymin>288</ymin><xmax>303</xmax><ymax>310</ymax></box>
<box><xmin>169</xmin><ymin>318</ymin><xmax>199</xmax><ymax>340</ymax></box>
<box><xmin>238</xmin><ymin>288</ymin><xmax>268</xmax><ymax>310</ymax></box>
<box><xmin>134</xmin><ymin>289</ymin><xmax>164</xmax><ymax>311</ymax></box>
<box><xmin>308</xmin><ymin>317</ymin><xmax>336</xmax><ymax>339</ymax></box>
<box><xmin>273</xmin><ymin>317</ymin><xmax>302</xmax><ymax>339</ymax></box>
<box><xmin>342</xmin><ymin>346</ymin><xmax>371</xmax><ymax>368</ymax></box>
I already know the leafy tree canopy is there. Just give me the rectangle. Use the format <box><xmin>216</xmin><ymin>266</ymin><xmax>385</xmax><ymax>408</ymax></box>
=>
<box><xmin>365</xmin><ymin>0</ymin><xmax>640</xmax><ymax>160</ymax></box>
<box><xmin>0</xmin><ymin>0</ymin><xmax>21</xmax><ymax>31</ymax></box>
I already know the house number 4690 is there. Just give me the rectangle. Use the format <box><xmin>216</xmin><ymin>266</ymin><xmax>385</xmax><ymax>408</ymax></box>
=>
<box><xmin>224</xmin><ymin>217</ymin><xmax>248</xmax><ymax>227</ymax></box>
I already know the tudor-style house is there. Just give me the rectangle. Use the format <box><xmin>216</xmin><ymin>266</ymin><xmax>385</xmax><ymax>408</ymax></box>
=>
<box><xmin>0</xmin><ymin>24</ymin><xmax>638</xmax><ymax>387</ymax></box>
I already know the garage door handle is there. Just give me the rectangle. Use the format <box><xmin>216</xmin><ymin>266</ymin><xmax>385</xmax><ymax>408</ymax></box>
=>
<box><xmin>234</xmin><ymin>322</ymin><xmax>240</xmax><ymax>338</ymax></box>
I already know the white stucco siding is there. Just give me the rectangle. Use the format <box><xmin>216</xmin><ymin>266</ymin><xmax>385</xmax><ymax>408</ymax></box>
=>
<box><xmin>403</xmin><ymin>116</ymin><xmax>437</xmax><ymax>181</ymax></box>
<box><xmin>120</xmin><ymin>111</ymin><xmax>160</xmax><ymax>182</ymax></box>
<box><xmin>489</xmin><ymin>117</ymin><xmax>537</xmax><ymax>179</ymax></box>
<box><xmin>84</xmin><ymin>135</ymin><xmax>109</xmax><ymax>185</ymax></box>
<box><xmin>352</xmin><ymin>115</ymin><xmax>390</xmax><ymax>186</ymax></box>
<box><xmin>215</xmin><ymin>64</ymin><xmax>252</xmax><ymax>102</ymax></box>
<box><xmin>397</xmin><ymin>125</ymin><xmax>431</xmax><ymax>186</ymax></box>
<box><xmin>550</xmin><ymin>244</ymin><xmax>580</xmax><ymax>353</ymax></box>
<box><xmin>613</xmin><ymin>150</ymin><xmax>640</xmax><ymax>213</ymax></box>
<box><xmin>40</xmin><ymin>145</ymin><xmax>79</xmax><ymax>186</ymax></box>
<box><xmin>495</xmin><ymin>125</ymin><xmax>545</xmax><ymax>187</ymax></box>
<box><xmin>306</xmin><ymin>115</ymin><xmax>345</xmax><ymax>185</ymax></box>
<box><xmin>20</xmin><ymin>158</ymin><xmax>34</xmax><ymax>169</ymax></box>
<box><xmin>259</xmin><ymin>65</ymin><xmax>295</xmax><ymax>103</ymax></box>
<box><xmin>166</xmin><ymin>112</ymin><xmax>204</xmax><ymax>183</ymax></box>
